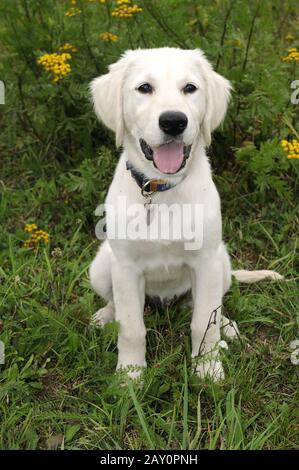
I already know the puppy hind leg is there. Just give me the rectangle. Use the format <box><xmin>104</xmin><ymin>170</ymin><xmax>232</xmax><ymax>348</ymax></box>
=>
<box><xmin>89</xmin><ymin>240</ymin><xmax>115</xmax><ymax>327</ymax></box>
<box><xmin>220</xmin><ymin>244</ymin><xmax>239</xmax><ymax>340</ymax></box>
<box><xmin>222</xmin><ymin>243</ymin><xmax>232</xmax><ymax>296</ymax></box>
<box><xmin>220</xmin><ymin>314</ymin><xmax>239</xmax><ymax>339</ymax></box>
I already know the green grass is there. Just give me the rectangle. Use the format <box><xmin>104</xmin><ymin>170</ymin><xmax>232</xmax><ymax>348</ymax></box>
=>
<box><xmin>0</xmin><ymin>149</ymin><xmax>298</xmax><ymax>450</ymax></box>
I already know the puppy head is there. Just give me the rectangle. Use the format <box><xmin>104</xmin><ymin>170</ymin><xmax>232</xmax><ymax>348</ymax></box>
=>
<box><xmin>90</xmin><ymin>48</ymin><xmax>231</xmax><ymax>175</ymax></box>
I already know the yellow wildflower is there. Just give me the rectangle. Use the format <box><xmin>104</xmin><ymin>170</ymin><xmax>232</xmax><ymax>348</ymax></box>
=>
<box><xmin>281</xmin><ymin>139</ymin><xmax>299</xmax><ymax>159</ymax></box>
<box><xmin>282</xmin><ymin>47</ymin><xmax>299</xmax><ymax>62</ymax></box>
<box><xmin>23</xmin><ymin>226</ymin><xmax>50</xmax><ymax>249</ymax></box>
<box><xmin>24</xmin><ymin>223</ymin><xmax>38</xmax><ymax>233</ymax></box>
<box><xmin>99</xmin><ymin>31</ymin><xmax>119</xmax><ymax>42</ymax></box>
<box><xmin>112</xmin><ymin>0</ymin><xmax>142</xmax><ymax>18</ymax></box>
<box><xmin>37</xmin><ymin>52</ymin><xmax>72</xmax><ymax>82</ymax></box>
<box><xmin>59</xmin><ymin>43</ymin><xmax>78</xmax><ymax>53</ymax></box>
<box><xmin>285</xmin><ymin>33</ymin><xmax>295</xmax><ymax>41</ymax></box>
<box><xmin>65</xmin><ymin>7</ymin><xmax>82</xmax><ymax>17</ymax></box>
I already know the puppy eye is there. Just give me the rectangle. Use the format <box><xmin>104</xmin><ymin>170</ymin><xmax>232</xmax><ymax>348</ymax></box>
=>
<box><xmin>137</xmin><ymin>83</ymin><xmax>153</xmax><ymax>94</ymax></box>
<box><xmin>183</xmin><ymin>83</ymin><xmax>197</xmax><ymax>94</ymax></box>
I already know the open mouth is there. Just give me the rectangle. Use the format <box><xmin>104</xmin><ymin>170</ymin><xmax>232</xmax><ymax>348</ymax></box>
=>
<box><xmin>140</xmin><ymin>138</ymin><xmax>191</xmax><ymax>174</ymax></box>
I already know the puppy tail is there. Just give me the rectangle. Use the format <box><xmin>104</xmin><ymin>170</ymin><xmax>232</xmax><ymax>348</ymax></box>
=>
<box><xmin>232</xmin><ymin>269</ymin><xmax>283</xmax><ymax>284</ymax></box>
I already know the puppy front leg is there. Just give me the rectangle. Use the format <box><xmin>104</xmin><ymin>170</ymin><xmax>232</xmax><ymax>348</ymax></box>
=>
<box><xmin>111</xmin><ymin>258</ymin><xmax>146</xmax><ymax>380</ymax></box>
<box><xmin>191</xmin><ymin>249</ymin><xmax>224</xmax><ymax>381</ymax></box>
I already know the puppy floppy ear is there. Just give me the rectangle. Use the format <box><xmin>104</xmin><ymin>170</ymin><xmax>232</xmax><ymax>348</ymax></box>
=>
<box><xmin>194</xmin><ymin>50</ymin><xmax>232</xmax><ymax>146</ymax></box>
<box><xmin>90</xmin><ymin>56</ymin><xmax>128</xmax><ymax>147</ymax></box>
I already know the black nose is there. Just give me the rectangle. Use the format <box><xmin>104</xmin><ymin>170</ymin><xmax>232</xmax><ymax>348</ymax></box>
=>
<box><xmin>159</xmin><ymin>111</ymin><xmax>188</xmax><ymax>136</ymax></box>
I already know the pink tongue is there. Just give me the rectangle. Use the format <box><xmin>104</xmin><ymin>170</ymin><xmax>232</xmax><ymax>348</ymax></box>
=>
<box><xmin>153</xmin><ymin>142</ymin><xmax>184</xmax><ymax>174</ymax></box>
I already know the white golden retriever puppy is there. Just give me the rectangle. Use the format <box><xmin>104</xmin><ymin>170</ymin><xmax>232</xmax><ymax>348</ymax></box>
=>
<box><xmin>89</xmin><ymin>48</ymin><xmax>282</xmax><ymax>381</ymax></box>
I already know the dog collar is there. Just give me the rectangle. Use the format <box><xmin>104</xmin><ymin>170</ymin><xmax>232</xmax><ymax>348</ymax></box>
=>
<box><xmin>126</xmin><ymin>160</ymin><xmax>185</xmax><ymax>226</ymax></box>
<box><xmin>126</xmin><ymin>161</ymin><xmax>181</xmax><ymax>193</ymax></box>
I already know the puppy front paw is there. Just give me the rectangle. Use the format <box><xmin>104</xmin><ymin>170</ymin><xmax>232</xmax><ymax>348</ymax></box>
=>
<box><xmin>192</xmin><ymin>349</ymin><xmax>225</xmax><ymax>382</ymax></box>
<box><xmin>116</xmin><ymin>364</ymin><xmax>145</xmax><ymax>386</ymax></box>
<box><xmin>194</xmin><ymin>359</ymin><xmax>225</xmax><ymax>382</ymax></box>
